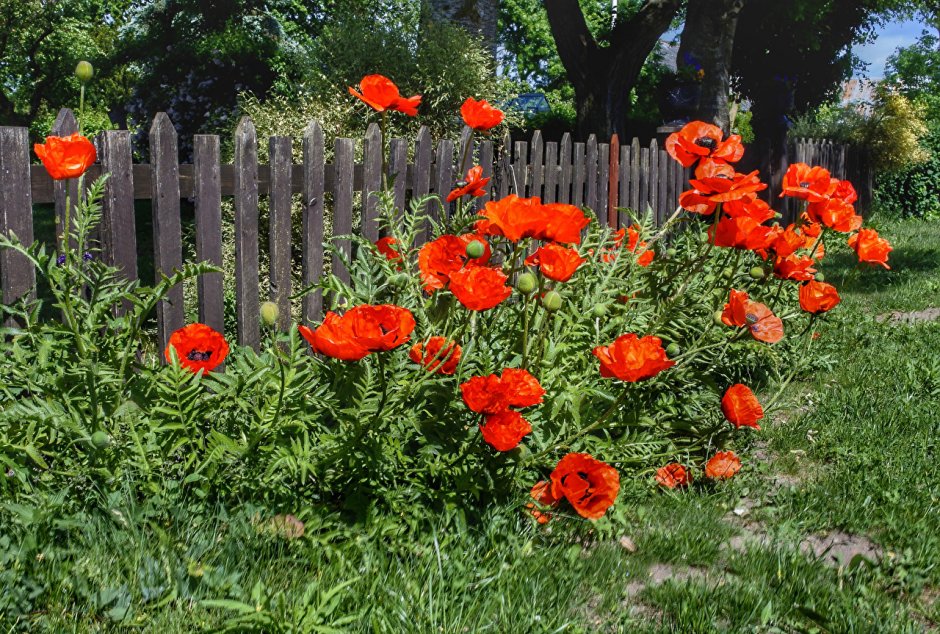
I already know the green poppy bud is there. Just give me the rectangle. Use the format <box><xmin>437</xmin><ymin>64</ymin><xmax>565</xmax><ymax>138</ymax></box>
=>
<box><xmin>75</xmin><ymin>61</ymin><xmax>94</xmax><ymax>83</ymax></box>
<box><xmin>713</xmin><ymin>310</ymin><xmax>725</xmax><ymax>327</ymax></box>
<box><xmin>722</xmin><ymin>267</ymin><xmax>734</xmax><ymax>278</ymax></box>
<box><xmin>749</xmin><ymin>266</ymin><xmax>766</xmax><ymax>280</ymax></box>
<box><xmin>592</xmin><ymin>303</ymin><xmax>608</xmax><ymax>318</ymax></box>
<box><xmin>465</xmin><ymin>240</ymin><xmax>485</xmax><ymax>259</ymax></box>
<box><xmin>260</xmin><ymin>301</ymin><xmax>279</xmax><ymax>326</ymax></box>
<box><xmin>91</xmin><ymin>430</ymin><xmax>111</xmax><ymax>449</ymax></box>
<box><xmin>814</xmin><ymin>272</ymin><xmax>825</xmax><ymax>282</ymax></box>
<box><xmin>516</xmin><ymin>272</ymin><xmax>537</xmax><ymax>294</ymax></box>
<box><xmin>542</xmin><ymin>290</ymin><xmax>563</xmax><ymax>312</ymax></box>
<box><xmin>665</xmin><ymin>248</ymin><xmax>677</xmax><ymax>258</ymax></box>
<box><xmin>666</xmin><ymin>342</ymin><xmax>681</xmax><ymax>357</ymax></box>
<box><xmin>508</xmin><ymin>445</ymin><xmax>529</xmax><ymax>459</ymax></box>
<box><xmin>389</xmin><ymin>273</ymin><xmax>409</xmax><ymax>287</ymax></box>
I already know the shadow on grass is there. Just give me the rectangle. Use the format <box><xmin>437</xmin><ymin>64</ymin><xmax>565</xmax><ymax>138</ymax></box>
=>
<box><xmin>825</xmin><ymin>245</ymin><xmax>940</xmax><ymax>295</ymax></box>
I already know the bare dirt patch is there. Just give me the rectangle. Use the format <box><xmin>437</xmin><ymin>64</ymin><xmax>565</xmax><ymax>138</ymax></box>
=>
<box><xmin>799</xmin><ymin>530</ymin><xmax>882</xmax><ymax>568</ymax></box>
<box><xmin>877</xmin><ymin>307</ymin><xmax>940</xmax><ymax>325</ymax></box>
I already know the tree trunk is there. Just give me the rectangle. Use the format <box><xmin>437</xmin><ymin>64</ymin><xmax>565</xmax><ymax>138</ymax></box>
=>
<box><xmin>424</xmin><ymin>0</ymin><xmax>499</xmax><ymax>58</ymax></box>
<box><xmin>677</xmin><ymin>0</ymin><xmax>746</xmax><ymax>132</ymax></box>
<box><xmin>545</xmin><ymin>0</ymin><xmax>682</xmax><ymax>138</ymax></box>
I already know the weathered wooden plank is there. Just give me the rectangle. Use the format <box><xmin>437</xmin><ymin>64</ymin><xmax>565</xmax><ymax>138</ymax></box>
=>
<box><xmin>618</xmin><ymin>144</ymin><xmax>630</xmax><ymax>226</ymax></box>
<box><xmin>97</xmin><ymin>129</ymin><xmax>137</xmax><ymax>286</ymax></box>
<box><xmin>458</xmin><ymin>126</ymin><xmax>474</xmax><ymax>174</ymax></box>
<box><xmin>150</xmin><ymin>113</ymin><xmax>185</xmax><ymax>353</ymax></box>
<box><xmin>558</xmin><ymin>133</ymin><xmax>572</xmax><ymax>204</ymax></box>
<box><xmin>658</xmin><ymin>148</ymin><xmax>669</xmax><ymax>226</ymax></box>
<box><xmin>512</xmin><ymin>140</ymin><xmax>528</xmax><ymax>196</ymax></box>
<box><xmin>476</xmin><ymin>138</ymin><xmax>494</xmax><ymax>210</ymax></box>
<box><xmin>597</xmin><ymin>142</ymin><xmax>609</xmax><ymax>226</ymax></box>
<box><xmin>0</xmin><ymin>126</ymin><xmax>36</xmax><ymax>321</ymax></box>
<box><xmin>585</xmin><ymin>134</ymin><xmax>598</xmax><ymax>212</ymax></box>
<box><xmin>496</xmin><ymin>131</ymin><xmax>512</xmax><ymax>200</ymax></box>
<box><xmin>233</xmin><ymin>116</ymin><xmax>260</xmax><ymax>350</ymax></box>
<box><xmin>388</xmin><ymin>137</ymin><xmax>409</xmax><ymax>222</ymax></box>
<box><xmin>629</xmin><ymin>137</ymin><xmax>641</xmax><ymax>214</ymax></box>
<box><xmin>639</xmin><ymin>145</ymin><xmax>650</xmax><ymax>217</ymax></box>
<box><xmin>268</xmin><ymin>136</ymin><xmax>292</xmax><ymax>332</ymax></box>
<box><xmin>332</xmin><ymin>137</ymin><xmax>354</xmax><ymax>289</ymax></box>
<box><xmin>434</xmin><ymin>138</ymin><xmax>455</xmax><ymax>221</ymax></box>
<box><xmin>362</xmin><ymin>122</ymin><xmax>383</xmax><ymax>242</ymax></box>
<box><xmin>647</xmin><ymin>140</ymin><xmax>659</xmax><ymax>220</ymax></box>
<box><xmin>52</xmin><ymin>109</ymin><xmax>79</xmax><ymax>251</ymax></box>
<box><xmin>608</xmin><ymin>134</ymin><xmax>620</xmax><ymax>227</ymax></box>
<box><xmin>193</xmin><ymin>134</ymin><xmax>224</xmax><ymax>334</ymax></box>
<box><xmin>572</xmin><ymin>142</ymin><xmax>585</xmax><ymax>207</ymax></box>
<box><xmin>413</xmin><ymin>126</ymin><xmax>433</xmax><ymax>244</ymax></box>
<box><xmin>529</xmin><ymin>130</ymin><xmax>544</xmax><ymax>200</ymax></box>
<box><xmin>543</xmin><ymin>141</ymin><xmax>558</xmax><ymax>204</ymax></box>
<box><xmin>302</xmin><ymin>121</ymin><xmax>325</xmax><ymax>325</ymax></box>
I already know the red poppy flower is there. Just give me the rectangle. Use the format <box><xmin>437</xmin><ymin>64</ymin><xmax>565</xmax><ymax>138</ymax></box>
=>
<box><xmin>299</xmin><ymin>304</ymin><xmax>416</xmax><ymax>361</ymax></box>
<box><xmin>721</xmin><ymin>289</ymin><xmax>750</xmax><ymax>327</ymax></box>
<box><xmin>780</xmin><ymin>163</ymin><xmax>838</xmax><ymax>202</ymax></box>
<box><xmin>409</xmin><ymin>336</ymin><xmax>461</xmax><ymax>375</ymax></box>
<box><xmin>665</xmin><ymin>121</ymin><xmax>745</xmax><ymax>167</ymax></box>
<box><xmin>526</xmin><ymin>480</ymin><xmax>559</xmax><ymax>525</ymax></box>
<box><xmin>448</xmin><ymin>265</ymin><xmax>512</xmax><ymax>311</ymax></box>
<box><xmin>710</xmin><ymin>215</ymin><xmax>776</xmax><ymax>251</ymax></box>
<box><xmin>799</xmin><ymin>280</ymin><xmax>841</xmax><ymax>314</ymax></box>
<box><xmin>375</xmin><ymin>236</ymin><xmax>403</xmax><ymax>264</ymax></box>
<box><xmin>806</xmin><ymin>198</ymin><xmax>862</xmax><ymax>233</ymax></box>
<box><xmin>721</xmin><ymin>384</ymin><xmax>763</xmax><ymax>430</ymax></box>
<box><xmin>447</xmin><ymin>165</ymin><xmax>491</xmax><ymax>202</ymax></box>
<box><xmin>622</xmin><ymin>225</ymin><xmax>655</xmax><ymax>266</ymax></box>
<box><xmin>541</xmin><ymin>203</ymin><xmax>592</xmax><ymax>244</ymax></box>
<box><xmin>773</xmin><ymin>254</ymin><xmax>817</xmax><ymax>281</ymax></box>
<box><xmin>593</xmin><ymin>334</ymin><xmax>676</xmax><ymax>382</ymax></box>
<box><xmin>705</xmin><ymin>451</ymin><xmax>741</xmax><ymax>480</ymax></box>
<box><xmin>655</xmin><ymin>463</ymin><xmax>693</xmax><ymax>489</ymax></box>
<box><xmin>460</xmin><ymin>97</ymin><xmax>504</xmax><ymax>131</ymax></box>
<box><xmin>34</xmin><ymin>133</ymin><xmax>97</xmax><ymax>180</ymax></box>
<box><xmin>460</xmin><ymin>367</ymin><xmax>545</xmax><ymax>415</ymax></box>
<box><xmin>848</xmin><ymin>228</ymin><xmax>892</xmax><ymax>269</ymax></box>
<box><xmin>417</xmin><ymin>234</ymin><xmax>490</xmax><ymax>292</ymax></box>
<box><xmin>348</xmin><ymin>74</ymin><xmax>421</xmax><ymax>116</ymax></box>
<box><xmin>525</xmin><ymin>243</ymin><xmax>585</xmax><ymax>282</ymax></box>
<box><xmin>165</xmin><ymin>323</ymin><xmax>230</xmax><ymax>373</ymax></box>
<box><xmin>478</xmin><ymin>196</ymin><xmax>589</xmax><ymax>245</ymax></box>
<box><xmin>550</xmin><ymin>453</ymin><xmax>620</xmax><ymax>520</ymax></box>
<box><xmin>744</xmin><ymin>301</ymin><xmax>784</xmax><ymax>344</ymax></box>
<box><xmin>686</xmin><ymin>159</ymin><xmax>768</xmax><ymax>204</ymax></box>
<box><xmin>723</xmin><ymin>197</ymin><xmax>775</xmax><ymax>223</ymax></box>
<box><xmin>769</xmin><ymin>224</ymin><xmax>808</xmax><ymax>258</ymax></box>
<box><xmin>480</xmin><ymin>410</ymin><xmax>532</xmax><ymax>451</ymax></box>
<box><xmin>833</xmin><ymin>179</ymin><xmax>858</xmax><ymax>204</ymax></box>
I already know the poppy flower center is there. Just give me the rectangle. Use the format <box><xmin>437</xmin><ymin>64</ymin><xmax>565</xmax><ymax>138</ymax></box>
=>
<box><xmin>799</xmin><ymin>181</ymin><xmax>811</xmax><ymax>188</ymax></box>
<box><xmin>186</xmin><ymin>349</ymin><xmax>213</xmax><ymax>362</ymax></box>
<box><xmin>745</xmin><ymin>313</ymin><xmax>759</xmax><ymax>325</ymax></box>
<box><xmin>694</xmin><ymin>137</ymin><xmax>717</xmax><ymax>149</ymax></box>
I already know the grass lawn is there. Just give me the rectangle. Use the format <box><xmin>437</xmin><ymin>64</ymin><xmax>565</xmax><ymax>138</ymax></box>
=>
<box><xmin>3</xmin><ymin>214</ymin><xmax>939</xmax><ymax>632</ymax></box>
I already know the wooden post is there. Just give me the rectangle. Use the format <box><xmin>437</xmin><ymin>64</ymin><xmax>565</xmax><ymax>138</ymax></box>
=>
<box><xmin>388</xmin><ymin>137</ymin><xmax>408</xmax><ymax>221</ymax></box>
<box><xmin>558</xmin><ymin>133</ymin><xmax>572</xmax><ymax>204</ymax></box>
<box><xmin>97</xmin><ymin>129</ymin><xmax>138</xmax><ymax>288</ymax></box>
<box><xmin>193</xmin><ymin>134</ymin><xmax>224</xmax><ymax>334</ymax></box>
<box><xmin>619</xmin><ymin>144</ymin><xmax>630</xmax><ymax>227</ymax></box>
<box><xmin>585</xmin><ymin>134</ymin><xmax>598</xmax><ymax>212</ymax></box>
<box><xmin>597</xmin><ymin>141</ymin><xmax>609</xmax><ymax>225</ymax></box>
<box><xmin>332</xmin><ymin>137</ymin><xmax>354</xmax><ymax>289</ymax></box>
<box><xmin>543</xmin><ymin>141</ymin><xmax>558</xmax><ymax>204</ymax></box>
<box><xmin>572</xmin><ymin>141</ymin><xmax>585</xmax><ymax>207</ymax></box>
<box><xmin>496</xmin><ymin>130</ymin><xmax>511</xmax><ymax>200</ymax></box>
<box><xmin>0</xmin><ymin>126</ymin><xmax>36</xmax><ymax>323</ymax></box>
<box><xmin>648</xmin><ymin>140</ymin><xmax>659</xmax><ymax>219</ymax></box>
<box><xmin>512</xmin><ymin>140</ymin><xmax>528</xmax><ymax>196</ymax></box>
<box><xmin>362</xmin><ymin>123</ymin><xmax>383</xmax><ymax>243</ymax></box>
<box><xmin>268</xmin><ymin>136</ymin><xmax>292</xmax><ymax>332</ymax></box>
<box><xmin>608</xmin><ymin>134</ymin><xmax>620</xmax><ymax>227</ymax></box>
<box><xmin>434</xmin><ymin>138</ymin><xmax>455</xmax><ymax>220</ymax></box>
<box><xmin>233</xmin><ymin>116</ymin><xmax>260</xmax><ymax>350</ymax></box>
<box><xmin>302</xmin><ymin>121</ymin><xmax>325</xmax><ymax>325</ymax></box>
<box><xmin>149</xmin><ymin>113</ymin><xmax>185</xmax><ymax>353</ymax></box>
<box><xmin>658</xmin><ymin>147</ymin><xmax>668</xmax><ymax>226</ymax></box>
<box><xmin>413</xmin><ymin>126</ymin><xmax>433</xmax><ymax>244</ymax></box>
<box><xmin>629</xmin><ymin>138</ymin><xmax>641</xmax><ymax>215</ymax></box>
<box><xmin>476</xmin><ymin>138</ymin><xmax>494</xmax><ymax>210</ymax></box>
<box><xmin>529</xmin><ymin>130</ymin><xmax>544</xmax><ymax>201</ymax></box>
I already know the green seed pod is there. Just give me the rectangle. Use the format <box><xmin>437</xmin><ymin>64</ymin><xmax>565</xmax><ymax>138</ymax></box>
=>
<box><xmin>75</xmin><ymin>61</ymin><xmax>94</xmax><ymax>83</ymax></box>
<box><xmin>516</xmin><ymin>272</ymin><xmax>537</xmax><ymax>294</ymax></box>
<box><xmin>508</xmin><ymin>444</ymin><xmax>529</xmax><ymax>459</ymax></box>
<box><xmin>749</xmin><ymin>266</ymin><xmax>766</xmax><ymax>280</ymax></box>
<box><xmin>91</xmin><ymin>430</ymin><xmax>111</xmax><ymax>449</ymax></box>
<box><xmin>542</xmin><ymin>290</ymin><xmax>563</xmax><ymax>312</ymax></box>
<box><xmin>389</xmin><ymin>273</ymin><xmax>409</xmax><ymax>287</ymax></box>
<box><xmin>465</xmin><ymin>240</ymin><xmax>485</xmax><ymax>259</ymax></box>
<box><xmin>665</xmin><ymin>248</ymin><xmax>677</xmax><ymax>258</ymax></box>
<box><xmin>814</xmin><ymin>272</ymin><xmax>825</xmax><ymax>282</ymax></box>
<box><xmin>592</xmin><ymin>303</ymin><xmax>608</xmax><ymax>318</ymax></box>
<box><xmin>713</xmin><ymin>310</ymin><xmax>725</xmax><ymax>327</ymax></box>
<box><xmin>666</xmin><ymin>343</ymin><xmax>681</xmax><ymax>357</ymax></box>
<box><xmin>260</xmin><ymin>301</ymin><xmax>279</xmax><ymax>326</ymax></box>
<box><xmin>722</xmin><ymin>267</ymin><xmax>734</xmax><ymax>278</ymax></box>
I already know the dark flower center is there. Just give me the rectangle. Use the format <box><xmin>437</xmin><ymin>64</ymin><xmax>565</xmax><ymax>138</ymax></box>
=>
<box><xmin>455</xmin><ymin>180</ymin><xmax>468</xmax><ymax>189</ymax></box>
<box><xmin>799</xmin><ymin>181</ymin><xmax>811</xmax><ymax>188</ymax></box>
<box><xmin>745</xmin><ymin>313</ymin><xmax>759</xmax><ymax>325</ymax></box>
<box><xmin>695</xmin><ymin>137</ymin><xmax>717</xmax><ymax>149</ymax></box>
<box><xmin>186</xmin><ymin>349</ymin><xmax>213</xmax><ymax>362</ymax></box>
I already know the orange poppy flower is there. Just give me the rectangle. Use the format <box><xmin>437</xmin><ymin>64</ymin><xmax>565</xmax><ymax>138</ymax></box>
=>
<box><xmin>165</xmin><ymin>323</ymin><xmax>230</xmax><ymax>373</ymax></box>
<box><xmin>408</xmin><ymin>336</ymin><xmax>462</xmax><ymax>375</ymax></box>
<box><xmin>375</xmin><ymin>236</ymin><xmax>403</xmax><ymax>263</ymax></box>
<box><xmin>710</xmin><ymin>215</ymin><xmax>776</xmax><ymax>251</ymax></box>
<box><xmin>460</xmin><ymin>97</ymin><xmax>504</xmax><ymax>131</ymax></box>
<box><xmin>769</xmin><ymin>224</ymin><xmax>808</xmax><ymax>258</ymax></box>
<box><xmin>723</xmin><ymin>197</ymin><xmax>775</xmax><ymax>223</ymax></box>
<box><xmin>721</xmin><ymin>384</ymin><xmax>763</xmax><ymax>430</ymax></box>
<box><xmin>460</xmin><ymin>367</ymin><xmax>545</xmax><ymax>415</ymax></box>
<box><xmin>687</xmin><ymin>159</ymin><xmax>768</xmax><ymax>203</ymax></box>
<box><xmin>780</xmin><ymin>163</ymin><xmax>838</xmax><ymax>202</ymax></box>
<box><xmin>550</xmin><ymin>453</ymin><xmax>620</xmax><ymax>520</ymax></box>
<box><xmin>593</xmin><ymin>333</ymin><xmax>676</xmax><ymax>382</ymax></box>
<box><xmin>705</xmin><ymin>451</ymin><xmax>741</xmax><ymax>480</ymax></box>
<box><xmin>799</xmin><ymin>280</ymin><xmax>841</xmax><ymax>314</ymax></box>
<box><xmin>447</xmin><ymin>165</ymin><xmax>491</xmax><ymax>202</ymax></box>
<box><xmin>655</xmin><ymin>463</ymin><xmax>692</xmax><ymax>489</ymax></box>
<box><xmin>480</xmin><ymin>410</ymin><xmax>532</xmax><ymax>451</ymax></box>
<box><xmin>721</xmin><ymin>289</ymin><xmax>750</xmax><ymax>327</ymax></box>
<box><xmin>806</xmin><ymin>198</ymin><xmax>862</xmax><ymax>233</ymax></box>
<box><xmin>417</xmin><ymin>234</ymin><xmax>490</xmax><ymax>292</ymax></box>
<box><xmin>833</xmin><ymin>179</ymin><xmax>858</xmax><ymax>204</ymax></box>
<box><xmin>744</xmin><ymin>301</ymin><xmax>784</xmax><ymax>344</ymax></box>
<box><xmin>665</xmin><ymin>121</ymin><xmax>744</xmax><ymax>167</ymax></box>
<box><xmin>773</xmin><ymin>254</ymin><xmax>817</xmax><ymax>281</ymax></box>
<box><xmin>541</xmin><ymin>203</ymin><xmax>592</xmax><ymax>244</ymax></box>
<box><xmin>526</xmin><ymin>480</ymin><xmax>559</xmax><ymax>525</ymax></box>
<box><xmin>622</xmin><ymin>225</ymin><xmax>655</xmax><ymax>266</ymax></box>
<box><xmin>525</xmin><ymin>243</ymin><xmax>585</xmax><ymax>282</ymax></box>
<box><xmin>448</xmin><ymin>265</ymin><xmax>512</xmax><ymax>311</ymax></box>
<box><xmin>848</xmin><ymin>228</ymin><xmax>892</xmax><ymax>269</ymax></box>
<box><xmin>478</xmin><ymin>196</ymin><xmax>589</xmax><ymax>245</ymax></box>
<box><xmin>298</xmin><ymin>304</ymin><xmax>416</xmax><ymax>361</ymax></box>
<box><xmin>348</xmin><ymin>74</ymin><xmax>421</xmax><ymax>116</ymax></box>
<box><xmin>34</xmin><ymin>133</ymin><xmax>97</xmax><ymax>180</ymax></box>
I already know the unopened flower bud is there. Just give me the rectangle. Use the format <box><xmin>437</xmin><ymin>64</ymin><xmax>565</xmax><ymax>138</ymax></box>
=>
<box><xmin>814</xmin><ymin>272</ymin><xmax>825</xmax><ymax>282</ymax></box>
<box><xmin>75</xmin><ymin>61</ymin><xmax>94</xmax><ymax>83</ymax></box>
<box><xmin>90</xmin><ymin>430</ymin><xmax>111</xmax><ymax>449</ymax></box>
<box><xmin>666</xmin><ymin>342</ymin><xmax>681</xmax><ymax>357</ymax></box>
<box><xmin>592</xmin><ymin>303</ymin><xmax>608</xmax><ymax>318</ymax></box>
<box><xmin>749</xmin><ymin>266</ymin><xmax>766</xmax><ymax>280</ymax></box>
<box><xmin>516</xmin><ymin>272</ymin><xmax>537</xmax><ymax>294</ymax></box>
<box><xmin>542</xmin><ymin>290</ymin><xmax>562</xmax><ymax>312</ymax></box>
<box><xmin>713</xmin><ymin>310</ymin><xmax>725</xmax><ymax>326</ymax></box>
<box><xmin>466</xmin><ymin>240</ymin><xmax>485</xmax><ymax>259</ymax></box>
<box><xmin>260</xmin><ymin>301</ymin><xmax>279</xmax><ymax>326</ymax></box>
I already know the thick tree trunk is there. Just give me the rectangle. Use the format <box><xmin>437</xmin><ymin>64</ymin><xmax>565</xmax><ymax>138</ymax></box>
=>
<box><xmin>677</xmin><ymin>0</ymin><xmax>746</xmax><ymax>132</ymax></box>
<box><xmin>545</xmin><ymin>0</ymin><xmax>681</xmax><ymax>138</ymax></box>
<box><xmin>425</xmin><ymin>0</ymin><xmax>499</xmax><ymax>58</ymax></box>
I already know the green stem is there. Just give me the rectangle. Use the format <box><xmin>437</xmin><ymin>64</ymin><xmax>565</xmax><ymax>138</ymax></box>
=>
<box><xmin>528</xmin><ymin>389</ymin><xmax>631</xmax><ymax>463</ymax></box>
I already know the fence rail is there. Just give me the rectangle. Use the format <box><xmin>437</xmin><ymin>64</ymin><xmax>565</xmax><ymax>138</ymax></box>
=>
<box><xmin>0</xmin><ymin>109</ymin><xmax>872</xmax><ymax>350</ymax></box>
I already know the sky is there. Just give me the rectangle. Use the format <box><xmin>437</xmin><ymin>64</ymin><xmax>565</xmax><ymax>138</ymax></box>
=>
<box><xmin>855</xmin><ymin>18</ymin><xmax>930</xmax><ymax>79</ymax></box>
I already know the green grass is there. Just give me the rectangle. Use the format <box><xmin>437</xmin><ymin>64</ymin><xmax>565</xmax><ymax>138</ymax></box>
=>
<box><xmin>3</xmin><ymin>215</ymin><xmax>939</xmax><ymax>632</ymax></box>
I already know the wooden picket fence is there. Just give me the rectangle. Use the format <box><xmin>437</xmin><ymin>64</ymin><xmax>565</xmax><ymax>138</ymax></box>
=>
<box><xmin>0</xmin><ymin>108</ymin><xmax>871</xmax><ymax>352</ymax></box>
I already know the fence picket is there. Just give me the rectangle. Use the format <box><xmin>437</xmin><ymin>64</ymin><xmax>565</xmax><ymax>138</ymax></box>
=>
<box><xmin>477</xmin><ymin>138</ymin><xmax>494</xmax><ymax>211</ymax></box>
<box><xmin>268</xmin><ymin>136</ymin><xmax>292</xmax><ymax>331</ymax></box>
<box><xmin>608</xmin><ymin>134</ymin><xmax>619</xmax><ymax>226</ymax></box>
<box><xmin>630</xmin><ymin>138</ymin><xmax>641</xmax><ymax>214</ymax></box>
<box><xmin>0</xmin><ymin>126</ymin><xmax>36</xmax><ymax>324</ymax></box>
<box><xmin>97</xmin><ymin>130</ymin><xmax>137</xmax><ymax>288</ymax></box>
<box><xmin>558</xmin><ymin>133</ymin><xmax>572</xmax><ymax>204</ymax></box>
<box><xmin>52</xmin><ymin>109</ymin><xmax>79</xmax><ymax>251</ymax></box>
<box><xmin>388</xmin><ymin>137</ymin><xmax>408</xmax><ymax>220</ymax></box>
<box><xmin>302</xmin><ymin>121</ymin><xmax>325</xmax><ymax>324</ymax></box>
<box><xmin>619</xmin><ymin>144</ymin><xmax>630</xmax><ymax>226</ymax></box>
<box><xmin>596</xmin><ymin>141</ymin><xmax>609</xmax><ymax>226</ymax></box>
<box><xmin>529</xmin><ymin>130</ymin><xmax>544</xmax><ymax>200</ymax></box>
<box><xmin>497</xmin><ymin>131</ymin><xmax>511</xmax><ymax>200</ymax></box>
<box><xmin>434</xmin><ymin>138</ymin><xmax>455</xmax><ymax>220</ymax></box>
<box><xmin>585</xmin><ymin>134</ymin><xmax>598</xmax><ymax>213</ymax></box>
<box><xmin>193</xmin><ymin>134</ymin><xmax>224</xmax><ymax>334</ymax></box>
<box><xmin>362</xmin><ymin>123</ymin><xmax>383</xmax><ymax>243</ymax></box>
<box><xmin>413</xmin><ymin>127</ymin><xmax>433</xmax><ymax>244</ymax></box>
<box><xmin>233</xmin><ymin>116</ymin><xmax>260</xmax><ymax>350</ymax></box>
<box><xmin>658</xmin><ymin>148</ymin><xmax>668</xmax><ymax>226</ymax></box>
<box><xmin>648</xmin><ymin>140</ymin><xmax>659</xmax><ymax>219</ymax></box>
<box><xmin>543</xmin><ymin>141</ymin><xmax>558</xmax><ymax>204</ymax></box>
<box><xmin>572</xmin><ymin>141</ymin><xmax>585</xmax><ymax>207</ymax></box>
<box><xmin>332</xmin><ymin>138</ymin><xmax>355</xmax><ymax>290</ymax></box>
<box><xmin>512</xmin><ymin>140</ymin><xmax>528</xmax><ymax>196</ymax></box>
